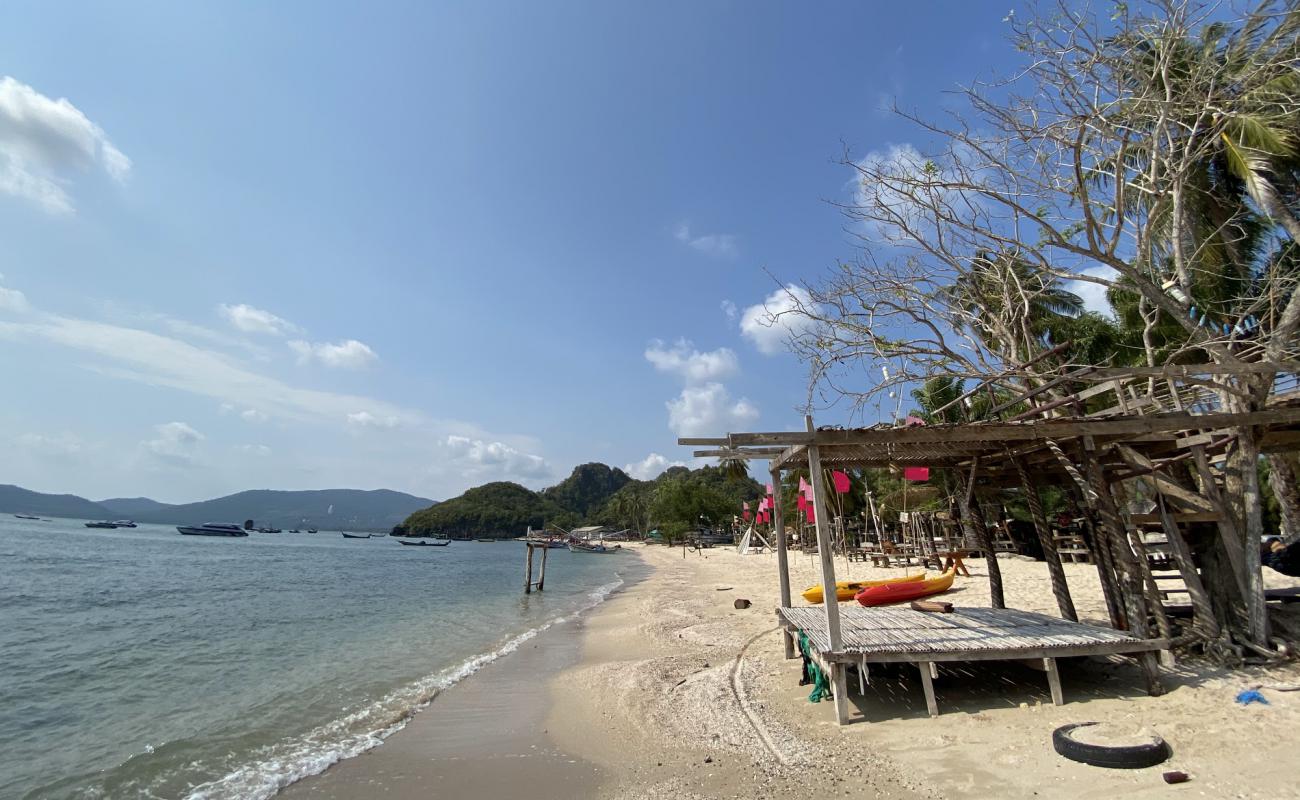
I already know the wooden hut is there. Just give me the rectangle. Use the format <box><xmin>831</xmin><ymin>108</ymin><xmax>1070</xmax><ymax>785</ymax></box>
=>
<box><xmin>680</xmin><ymin>362</ymin><xmax>1300</xmax><ymax>723</ymax></box>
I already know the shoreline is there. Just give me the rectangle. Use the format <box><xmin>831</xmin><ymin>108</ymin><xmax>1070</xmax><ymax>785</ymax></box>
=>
<box><xmin>280</xmin><ymin>544</ymin><xmax>1300</xmax><ymax>799</ymax></box>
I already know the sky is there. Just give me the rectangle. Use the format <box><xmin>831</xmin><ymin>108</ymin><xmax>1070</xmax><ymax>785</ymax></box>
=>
<box><xmin>0</xmin><ymin>1</ymin><xmax>1045</xmax><ymax>503</ymax></box>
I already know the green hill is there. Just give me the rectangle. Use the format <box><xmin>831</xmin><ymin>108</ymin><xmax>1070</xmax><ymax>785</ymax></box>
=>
<box><xmin>402</xmin><ymin>482</ymin><xmax>557</xmax><ymax>538</ymax></box>
<box><xmin>540</xmin><ymin>463</ymin><xmax>632</xmax><ymax>520</ymax></box>
<box><xmin>0</xmin><ymin>485</ymin><xmax>113</xmax><ymax>519</ymax></box>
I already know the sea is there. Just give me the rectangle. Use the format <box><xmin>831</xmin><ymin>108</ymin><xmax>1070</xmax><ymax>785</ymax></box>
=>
<box><xmin>0</xmin><ymin>517</ymin><xmax>635</xmax><ymax>800</ymax></box>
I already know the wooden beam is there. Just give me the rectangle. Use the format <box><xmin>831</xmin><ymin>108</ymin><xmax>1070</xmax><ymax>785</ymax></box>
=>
<box><xmin>691</xmin><ymin>447</ymin><xmax>786</xmax><ymax>458</ymax></box>
<box><xmin>676</xmin><ymin>437</ymin><xmax>728</xmax><ymax>446</ymax></box>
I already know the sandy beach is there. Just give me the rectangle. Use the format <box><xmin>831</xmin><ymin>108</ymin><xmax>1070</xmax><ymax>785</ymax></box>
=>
<box><xmin>291</xmin><ymin>544</ymin><xmax>1300</xmax><ymax>799</ymax></box>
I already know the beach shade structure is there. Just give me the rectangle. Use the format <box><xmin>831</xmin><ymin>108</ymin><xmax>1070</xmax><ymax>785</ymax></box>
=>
<box><xmin>672</xmin><ymin>361</ymin><xmax>1300</xmax><ymax>723</ymax></box>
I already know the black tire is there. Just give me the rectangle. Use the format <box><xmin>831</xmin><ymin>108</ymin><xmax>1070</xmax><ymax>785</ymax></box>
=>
<box><xmin>1052</xmin><ymin>722</ymin><xmax>1172</xmax><ymax>769</ymax></box>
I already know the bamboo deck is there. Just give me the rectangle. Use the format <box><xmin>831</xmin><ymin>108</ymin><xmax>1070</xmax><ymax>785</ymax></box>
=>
<box><xmin>778</xmin><ymin>606</ymin><xmax>1167</xmax><ymax>664</ymax></box>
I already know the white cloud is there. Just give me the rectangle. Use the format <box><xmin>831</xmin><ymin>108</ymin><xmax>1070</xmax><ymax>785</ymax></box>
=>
<box><xmin>346</xmin><ymin>410</ymin><xmax>399</xmax><ymax>429</ymax></box>
<box><xmin>666</xmin><ymin>382</ymin><xmax>759</xmax><ymax>437</ymax></box>
<box><xmin>721</xmin><ymin>299</ymin><xmax>737</xmax><ymax>322</ymax></box>
<box><xmin>0</xmin><ymin>274</ymin><xmax>29</xmax><ymax>312</ymax></box>
<box><xmin>644</xmin><ymin>339</ymin><xmax>739</xmax><ymax>384</ymax></box>
<box><xmin>238</xmin><ymin>444</ymin><xmax>272</xmax><ymax>457</ymax></box>
<box><xmin>1067</xmin><ymin>266</ymin><xmax>1118</xmax><ymax>317</ymax></box>
<box><xmin>624</xmin><ymin>452</ymin><xmax>685</xmax><ymax>481</ymax></box>
<box><xmin>240</xmin><ymin>408</ymin><xmax>268</xmax><ymax>423</ymax></box>
<box><xmin>445</xmin><ymin>435</ymin><xmax>550</xmax><ymax>479</ymax></box>
<box><xmin>17</xmin><ymin>431</ymin><xmax>83</xmax><ymax>456</ymax></box>
<box><xmin>218</xmin><ymin>303</ymin><xmax>300</xmax><ymax>336</ymax></box>
<box><xmin>739</xmin><ymin>284</ymin><xmax>816</xmax><ymax>355</ymax></box>
<box><xmin>674</xmin><ymin>222</ymin><xmax>739</xmax><ymax>259</ymax></box>
<box><xmin>143</xmin><ymin>421</ymin><xmax>203</xmax><ymax>465</ymax></box>
<box><xmin>0</xmin><ymin>76</ymin><xmax>130</xmax><ymax>214</ymax></box>
<box><xmin>0</xmin><ymin>313</ymin><xmax>415</xmax><ymax>428</ymax></box>
<box><xmin>290</xmin><ymin>338</ymin><xmax>378</xmax><ymax>369</ymax></box>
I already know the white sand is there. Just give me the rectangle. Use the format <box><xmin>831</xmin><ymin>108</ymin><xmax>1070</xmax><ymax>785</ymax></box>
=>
<box><xmin>548</xmin><ymin>544</ymin><xmax>1300</xmax><ymax>799</ymax></box>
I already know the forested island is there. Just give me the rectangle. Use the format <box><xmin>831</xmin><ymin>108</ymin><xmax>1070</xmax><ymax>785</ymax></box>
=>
<box><xmin>398</xmin><ymin>462</ymin><xmax>763</xmax><ymax>539</ymax></box>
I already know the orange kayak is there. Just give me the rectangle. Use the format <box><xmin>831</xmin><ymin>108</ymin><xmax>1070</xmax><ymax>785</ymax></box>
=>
<box><xmin>801</xmin><ymin>573</ymin><xmax>925</xmax><ymax>604</ymax></box>
<box><xmin>855</xmin><ymin>567</ymin><xmax>956</xmax><ymax>606</ymax></box>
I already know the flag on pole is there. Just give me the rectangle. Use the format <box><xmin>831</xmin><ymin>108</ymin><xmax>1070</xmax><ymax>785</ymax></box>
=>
<box><xmin>805</xmin><ymin>506</ymin><xmax>815</xmax><ymax>524</ymax></box>
<box><xmin>765</xmin><ymin>483</ymin><xmax>774</xmax><ymax>496</ymax></box>
<box><xmin>742</xmin><ymin>501</ymin><xmax>751</xmax><ymax>521</ymax></box>
<box><xmin>831</xmin><ymin>470</ymin><xmax>851</xmax><ymax>494</ymax></box>
<box><xmin>903</xmin><ymin>466</ymin><xmax>930</xmax><ymax>482</ymax></box>
<box><xmin>798</xmin><ymin>476</ymin><xmax>808</xmax><ymax>494</ymax></box>
<box><xmin>796</xmin><ymin>494</ymin><xmax>807</xmax><ymax>511</ymax></box>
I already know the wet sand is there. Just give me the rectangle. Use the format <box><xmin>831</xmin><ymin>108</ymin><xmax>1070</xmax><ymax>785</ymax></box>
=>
<box><xmin>282</xmin><ymin>609</ymin><xmax>605</xmax><ymax>799</ymax></box>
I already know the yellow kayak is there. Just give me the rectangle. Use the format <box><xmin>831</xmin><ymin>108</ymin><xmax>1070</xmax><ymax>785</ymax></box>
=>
<box><xmin>801</xmin><ymin>573</ymin><xmax>925</xmax><ymax>604</ymax></box>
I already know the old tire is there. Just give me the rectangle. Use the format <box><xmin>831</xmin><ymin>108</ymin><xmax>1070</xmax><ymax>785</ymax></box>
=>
<box><xmin>1052</xmin><ymin>722</ymin><xmax>1171</xmax><ymax>769</ymax></box>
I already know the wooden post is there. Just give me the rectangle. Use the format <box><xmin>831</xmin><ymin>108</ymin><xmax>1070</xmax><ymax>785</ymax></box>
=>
<box><xmin>1043</xmin><ymin>658</ymin><xmax>1064</xmax><ymax>706</ymax></box>
<box><xmin>537</xmin><ymin>542</ymin><xmax>548</xmax><ymax>591</ymax></box>
<box><xmin>806</xmin><ymin>415</ymin><xmax>849</xmax><ymax>724</ymax></box>
<box><xmin>771</xmin><ymin>463</ymin><xmax>795</xmax><ymax>660</ymax></box>
<box><xmin>958</xmin><ymin>460</ymin><xmax>1004</xmax><ymax>608</ymax></box>
<box><xmin>524</xmin><ymin>542</ymin><xmax>534</xmax><ymax>594</ymax></box>
<box><xmin>917</xmin><ymin>661</ymin><xmax>939</xmax><ymax>717</ymax></box>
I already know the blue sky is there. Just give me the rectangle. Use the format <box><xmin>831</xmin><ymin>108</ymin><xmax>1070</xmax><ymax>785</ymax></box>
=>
<box><xmin>0</xmin><ymin>1</ymin><xmax>1029</xmax><ymax>503</ymax></box>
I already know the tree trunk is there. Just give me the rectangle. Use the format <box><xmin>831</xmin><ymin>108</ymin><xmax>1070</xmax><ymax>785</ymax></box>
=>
<box><xmin>1014</xmin><ymin>458</ymin><xmax>1077</xmax><ymax>621</ymax></box>
<box><xmin>1238</xmin><ymin>429</ymin><xmax>1271</xmax><ymax>645</ymax></box>
<box><xmin>1266</xmin><ymin>452</ymin><xmax>1300</xmax><ymax>543</ymax></box>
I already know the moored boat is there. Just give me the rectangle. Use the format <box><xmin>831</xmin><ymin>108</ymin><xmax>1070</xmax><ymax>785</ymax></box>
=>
<box><xmin>85</xmin><ymin>521</ymin><xmax>119</xmax><ymax>529</ymax></box>
<box><xmin>398</xmin><ymin>538</ymin><xmax>449</xmax><ymax>547</ymax></box>
<box><xmin>111</xmin><ymin>520</ymin><xmax>138</xmax><ymax>528</ymax></box>
<box><xmin>801</xmin><ymin>573</ymin><xmax>926</xmax><ymax>604</ymax></box>
<box><xmin>341</xmin><ymin>532</ymin><xmax>371</xmax><ymax>539</ymax></box>
<box><xmin>14</xmin><ymin>513</ymin><xmax>41</xmax><ymax>520</ymax></box>
<box><xmin>568</xmin><ymin>541</ymin><xmax>620</xmax><ymax>554</ymax></box>
<box><xmin>855</xmin><ymin>568</ymin><xmax>956</xmax><ymax>606</ymax></box>
<box><xmin>177</xmin><ymin>522</ymin><xmax>249</xmax><ymax>537</ymax></box>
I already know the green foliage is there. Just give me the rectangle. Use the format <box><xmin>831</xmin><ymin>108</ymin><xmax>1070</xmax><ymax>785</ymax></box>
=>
<box><xmin>403</xmin><ymin>482</ymin><xmax>560</xmax><ymax>537</ymax></box>
<box><xmin>540</xmin><ymin>463</ymin><xmax>632</xmax><ymax>519</ymax></box>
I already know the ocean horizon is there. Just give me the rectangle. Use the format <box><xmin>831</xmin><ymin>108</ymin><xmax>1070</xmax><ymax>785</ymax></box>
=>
<box><xmin>1</xmin><ymin>517</ymin><xmax>633</xmax><ymax>799</ymax></box>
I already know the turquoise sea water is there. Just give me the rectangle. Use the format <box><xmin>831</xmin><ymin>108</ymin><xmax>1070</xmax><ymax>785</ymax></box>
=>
<box><xmin>0</xmin><ymin>517</ymin><xmax>634</xmax><ymax>799</ymax></box>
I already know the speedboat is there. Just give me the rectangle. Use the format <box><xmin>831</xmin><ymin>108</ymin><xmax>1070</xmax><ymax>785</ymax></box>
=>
<box><xmin>111</xmin><ymin>520</ymin><xmax>138</xmax><ymax>528</ymax></box>
<box><xmin>177</xmin><ymin>522</ymin><xmax>249</xmax><ymax>537</ymax></box>
<box><xmin>85</xmin><ymin>521</ymin><xmax>119</xmax><ymax>529</ymax></box>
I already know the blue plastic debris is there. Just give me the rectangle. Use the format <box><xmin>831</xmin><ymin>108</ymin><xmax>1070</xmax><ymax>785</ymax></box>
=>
<box><xmin>1236</xmin><ymin>689</ymin><xmax>1270</xmax><ymax>706</ymax></box>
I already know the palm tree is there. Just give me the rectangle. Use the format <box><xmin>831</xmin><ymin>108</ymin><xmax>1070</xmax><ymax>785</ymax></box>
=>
<box><xmin>950</xmin><ymin>250</ymin><xmax>1085</xmax><ymax>365</ymax></box>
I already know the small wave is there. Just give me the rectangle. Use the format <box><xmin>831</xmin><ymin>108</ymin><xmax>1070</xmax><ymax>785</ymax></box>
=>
<box><xmin>185</xmin><ymin>574</ymin><xmax>625</xmax><ymax>800</ymax></box>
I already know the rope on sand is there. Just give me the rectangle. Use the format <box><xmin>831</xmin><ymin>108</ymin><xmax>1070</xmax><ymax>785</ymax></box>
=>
<box><xmin>729</xmin><ymin>625</ymin><xmax>790</xmax><ymax>767</ymax></box>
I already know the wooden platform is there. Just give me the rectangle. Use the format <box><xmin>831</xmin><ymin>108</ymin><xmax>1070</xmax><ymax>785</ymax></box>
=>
<box><xmin>778</xmin><ymin>606</ymin><xmax>1167</xmax><ymax>719</ymax></box>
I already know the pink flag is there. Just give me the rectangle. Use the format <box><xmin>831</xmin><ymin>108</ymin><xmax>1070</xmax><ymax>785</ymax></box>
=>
<box><xmin>831</xmin><ymin>470</ymin><xmax>851</xmax><ymax>494</ymax></box>
<box><xmin>743</xmin><ymin>510</ymin><xmax>752</xmax><ymax>521</ymax></box>
<box><xmin>805</xmin><ymin>506</ymin><xmax>815</xmax><ymax>524</ymax></box>
<box><xmin>903</xmin><ymin>466</ymin><xmax>930</xmax><ymax>482</ymax></box>
<box><xmin>796</xmin><ymin>495</ymin><xmax>807</xmax><ymax>511</ymax></box>
<box><xmin>798</xmin><ymin>476</ymin><xmax>808</xmax><ymax>493</ymax></box>
<box><xmin>904</xmin><ymin>415</ymin><xmax>927</xmax><ymax>427</ymax></box>
<box><xmin>765</xmin><ymin>483</ymin><xmax>774</xmax><ymax>496</ymax></box>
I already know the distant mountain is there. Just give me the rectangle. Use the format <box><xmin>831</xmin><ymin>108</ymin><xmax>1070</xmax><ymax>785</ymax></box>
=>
<box><xmin>116</xmin><ymin>488</ymin><xmax>437</xmax><ymax>530</ymax></box>
<box><xmin>0</xmin><ymin>485</ymin><xmax>113</xmax><ymax>519</ymax></box>
<box><xmin>97</xmin><ymin>497</ymin><xmax>172</xmax><ymax>516</ymax></box>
